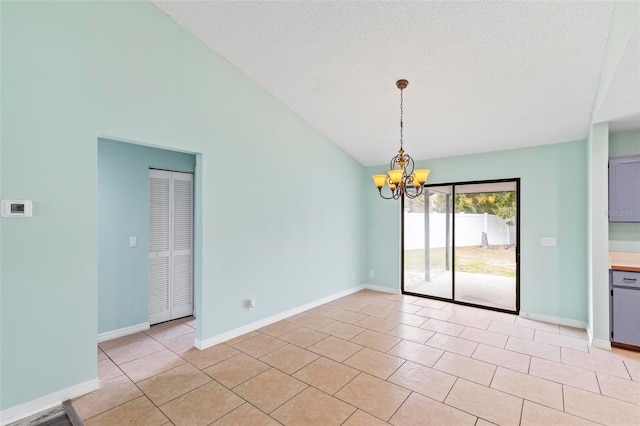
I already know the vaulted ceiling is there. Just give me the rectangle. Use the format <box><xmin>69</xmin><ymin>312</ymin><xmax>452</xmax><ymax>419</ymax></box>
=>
<box><xmin>152</xmin><ymin>1</ymin><xmax>639</xmax><ymax>166</ymax></box>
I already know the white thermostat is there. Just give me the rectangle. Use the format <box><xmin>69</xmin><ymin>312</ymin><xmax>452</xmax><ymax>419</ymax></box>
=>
<box><xmin>1</xmin><ymin>200</ymin><xmax>33</xmax><ymax>217</ymax></box>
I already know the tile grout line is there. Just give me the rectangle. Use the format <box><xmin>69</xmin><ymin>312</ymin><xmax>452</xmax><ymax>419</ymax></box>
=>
<box><xmin>594</xmin><ymin>370</ymin><xmax>603</xmax><ymax>395</ymax></box>
<box><xmin>518</xmin><ymin>398</ymin><xmax>525</xmax><ymax>425</ymax></box>
<box><xmin>439</xmin><ymin>382</ymin><xmax>499</xmax><ymax>424</ymax></box>
<box><xmin>331</xmin><ymin>370</ymin><xmax>363</xmax><ymax>399</ymax></box>
<box><xmin>441</xmin><ymin>376</ymin><xmax>459</xmax><ymax>404</ymax></box>
<box><xmin>622</xmin><ymin>359</ymin><xmax>634</xmax><ymax>381</ymax></box>
<box><xmin>153</xmin><ymin>378</ymin><xmax>219</xmax><ymax>418</ymax></box>
<box><xmin>79</xmin><ymin>394</ymin><xmax>146</xmax><ymax>423</ymax></box>
<box><xmin>487</xmin><ymin>363</ymin><xmax>498</xmax><ymax>388</ymax></box>
<box><xmin>385</xmin><ymin>389</ymin><xmax>413</xmax><ymax>423</ymax></box>
<box><xmin>338</xmin><ymin>409</ymin><xmax>359</xmax><ymax>426</ymax></box>
<box><xmin>295</xmin><ymin>384</ymin><xmax>366</xmax><ymax>425</ymax></box>
<box><xmin>206</xmin><ymin>355</ymin><xmax>268</xmax><ymax>390</ymax></box>
<box><xmin>561</xmin><ymin>385</ymin><xmax>611</xmax><ymax>426</ymax></box>
<box><xmin>239</xmin><ymin>380</ymin><xmax>308</xmax><ymax>422</ymax></box>
<box><xmin>209</xmin><ymin>386</ymin><xmax>275</xmax><ymax>425</ymax></box>
<box><xmin>384</xmin><ymin>359</ymin><xmax>407</xmax><ymax>383</ymax></box>
<box><xmin>203</xmin><ymin>402</ymin><xmax>278</xmax><ymax>426</ymax></box>
<box><xmin>218</xmin><ymin>371</ymin><xmax>287</xmax><ymax>424</ymax></box>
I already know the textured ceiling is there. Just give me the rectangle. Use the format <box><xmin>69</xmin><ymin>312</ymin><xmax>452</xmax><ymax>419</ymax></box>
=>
<box><xmin>152</xmin><ymin>1</ymin><xmax>622</xmax><ymax>166</ymax></box>
<box><xmin>595</xmin><ymin>16</ymin><xmax>640</xmax><ymax>133</ymax></box>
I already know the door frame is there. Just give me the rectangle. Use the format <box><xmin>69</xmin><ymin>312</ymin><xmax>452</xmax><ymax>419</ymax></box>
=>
<box><xmin>401</xmin><ymin>177</ymin><xmax>521</xmax><ymax>315</ymax></box>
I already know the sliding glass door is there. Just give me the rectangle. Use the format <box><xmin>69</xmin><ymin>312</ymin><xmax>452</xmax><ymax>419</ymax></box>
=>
<box><xmin>403</xmin><ymin>185</ymin><xmax>453</xmax><ymax>299</ymax></box>
<box><xmin>453</xmin><ymin>181</ymin><xmax>518</xmax><ymax>311</ymax></box>
<box><xmin>402</xmin><ymin>179</ymin><xmax>519</xmax><ymax>313</ymax></box>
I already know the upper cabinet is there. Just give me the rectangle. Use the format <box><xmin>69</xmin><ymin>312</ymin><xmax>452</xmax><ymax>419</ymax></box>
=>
<box><xmin>609</xmin><ymin>154</ymin><xmax>640</xmax><ymax>222</ymax></box>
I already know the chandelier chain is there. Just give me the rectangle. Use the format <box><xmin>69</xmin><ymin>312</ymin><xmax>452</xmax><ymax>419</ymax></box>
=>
<box><xmin>399</xmin><ymin>87</ymin><xmax>404</xmax><ymax>149</ymax></box>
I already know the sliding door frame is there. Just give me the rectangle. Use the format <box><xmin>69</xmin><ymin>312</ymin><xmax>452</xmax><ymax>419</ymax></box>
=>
<box><xmin>401</xmin><ymin>178</ymin><xmax>520</xmax><ymax>315</ymax></box>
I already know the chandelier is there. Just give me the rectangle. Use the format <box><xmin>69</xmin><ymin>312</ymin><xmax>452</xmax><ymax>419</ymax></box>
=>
<box><xmin>372</xmin><ymin>79</ymin><xmax>430</xmax><ymax>199</ymax></box>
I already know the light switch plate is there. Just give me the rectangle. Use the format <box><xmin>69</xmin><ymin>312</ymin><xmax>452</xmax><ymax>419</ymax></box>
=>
<box><xmin>129</xmin><ymin>236</ymin><xmax>137</xmax><ymax>247</ymax></box>
<box><xmin>541</xmin><ymin>237</ymin><xmax>557</xmax><ymax>247</ymax></box>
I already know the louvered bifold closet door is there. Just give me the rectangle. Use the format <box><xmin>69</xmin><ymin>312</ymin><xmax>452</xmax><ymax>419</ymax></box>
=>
<box><xmin>149</xmin><ymin>169</ymin><xmax>172</xmax><ymax>324</ymax></box>
<box><xmin>171</xmin><ymin>172</ymin><xmax>193</xmax><ymax>319</ymax></box>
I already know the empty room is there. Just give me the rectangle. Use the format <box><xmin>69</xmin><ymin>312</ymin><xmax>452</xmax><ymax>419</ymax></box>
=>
<box><xmin>1</xmin><ymin>1</ymin><xmax>639</xmax><ymax>425</ymax></box>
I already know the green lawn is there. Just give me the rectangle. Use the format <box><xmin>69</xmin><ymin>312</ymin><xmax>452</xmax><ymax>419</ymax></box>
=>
<box><xmin>404</xmin><ymin>246</ymin><xmax>516</xmax><ymax>277</ymax></box>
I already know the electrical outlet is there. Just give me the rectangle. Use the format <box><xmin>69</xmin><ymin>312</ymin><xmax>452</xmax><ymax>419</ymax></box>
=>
<box><xmin>370</xmin><ymin>270</ymin><xmax>374</xmax><ymax>278</ymax></box>
<box><xmin>129</xmin><ymin>236</ymin><xmax>137</xmax><ymax>247</ymax></box>
<box><xmin>541</xmin><ymin>237</ymin><xmax>557</xmax><ymax>247</ymax></box>
<box><xmin>247</xmin><ymin>298</ymin><xmax>256</xmax><ymax>311</ymax></box>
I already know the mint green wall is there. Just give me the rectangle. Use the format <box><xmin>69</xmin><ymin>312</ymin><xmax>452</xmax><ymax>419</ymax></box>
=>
<box><xmin>366</xmin><ymin>140</ymin><xmax>588</xmax><ymax>321</ymax></box>
<box><xmin>608</xmin><ymin>130</ymin><xmax>640</xmax><ymax>253</ymax></box>
<box><xmin>365</xmin><ymin>186</ymin><xmax>401</xmax><ymax>288</ymax></box>
<box><xmin>1</xmin><ymin>1</ymin><xmax>364</xmax><ymax>411</ymax></box>
<box><xmin>609</xmin><ymin>130</ymin><xmax>640</xmax><ymax>156</ymax></box>
<box><xmin>98</xmin><ymin>139</ymin><xmax>196</xmax><ymax>334</ymax></box>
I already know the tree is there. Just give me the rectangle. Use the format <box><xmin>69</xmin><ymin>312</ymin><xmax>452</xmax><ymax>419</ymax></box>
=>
<box><xmin>428</xmin><ymin>192</ymin><xmax>448</xmax><ymax>213</ymax></box>
<box><xmin>410</xmin><ymin>190</ymin><xmax>516</xmax><ymax>223</ymax></box>
<box><xmin>454</xmin><ymin>191</ymin><xmax>515</xmax><ymax>220</ymax></box>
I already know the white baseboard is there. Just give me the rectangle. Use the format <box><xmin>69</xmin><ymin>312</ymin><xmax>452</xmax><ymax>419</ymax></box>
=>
<box><xmin>363</xmin><ymin>284</ymin><xmax>400</xmax><ymax>294</ymax></box>
<box><xmin>518</xmin><ymin>311</ymin><xmax>614</xmax><ymax>350</ymax></box>
<box><xmin>592</xmin><ymin>338</ymin><xmax>612</xmax><ymax>350</ymax></box>
<box><xmin>0</xmin><ymin>378</ymin><xmax>99</xmax><ymax>426</ymax></box>
<box><xmin>519</xmin><ymin>311</ymin><xmax>588</xmax><ymax>330</ymax></box>
<box><xmin>97</xmin><ymin>322</ymin><xmax>150</xmax><ymax>343</ymax></box>
<box><xmin>586</xmin><ymin>323</ymin><xmax>612</xmax><ymax>350</ymax></box>
<box><xmin>195</xmin><ymin>285</ymin><xmax>366</xmax><ymax>350</ymax></box>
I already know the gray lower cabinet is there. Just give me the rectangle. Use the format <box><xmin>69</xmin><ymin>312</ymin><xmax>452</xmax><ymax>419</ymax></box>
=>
<box><xmin>610</xmin><ymin>270</ymin><xmax>640</xmax><ymax>347</ymax></box>
<box><xmin>609</xmin><ymin>154</ymin><xmax>640</xmax><ymax>223</ymax></box>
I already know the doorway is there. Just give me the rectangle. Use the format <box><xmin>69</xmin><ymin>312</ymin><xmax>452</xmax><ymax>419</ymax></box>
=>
<box><xmin>402</xmin><ymin>179</ymin><xmax>520</xmax><ymax>313</ymax></box>
<box><xmin>149</xmin><ymin>169</ymin><xmax>194</xmax><ymax>324</ymax></box>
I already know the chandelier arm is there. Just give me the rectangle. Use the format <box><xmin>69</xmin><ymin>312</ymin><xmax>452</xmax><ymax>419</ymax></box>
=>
<box><xmin>393</xmin><ymin>185</ymin><xmax>402</xmax><ymax>200</ymax></box>
<box><xmin>405</xmin><ymin>155</ymin><xmax>415</xmax><ymax>176</ymax></box>
<box><xmin>404</xmin><ymin>185</ymin><xmax>424</xmax><ymax>199</ymax></box>
<box><xmin>377</xmin><ymin>187</ymin><xmax>399</xmax><ymax>200</ymax></box>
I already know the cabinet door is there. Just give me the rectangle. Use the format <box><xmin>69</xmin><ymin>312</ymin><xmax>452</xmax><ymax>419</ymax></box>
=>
<box><xmin>609</xmin><ymin>155</ymin><xmax>640</xmax><ymax>222</ymax></box>
<box><xmin>612</xmin><ymin>287</ymin><xmax>640</xmax><ymax>346</ymax></box>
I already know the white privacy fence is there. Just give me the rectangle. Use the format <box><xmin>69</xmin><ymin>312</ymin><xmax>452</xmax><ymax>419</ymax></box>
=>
<box><xmin>404</xmin><ymin>212</ymin><xmax>516</xmax><ymax>249</ymax></box>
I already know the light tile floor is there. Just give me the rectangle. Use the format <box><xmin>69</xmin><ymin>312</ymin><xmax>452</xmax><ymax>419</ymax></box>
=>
<box><xmin>75</xmin><ymin>290</ymin><xmax>640</xmax><ymax>425</ymax></box>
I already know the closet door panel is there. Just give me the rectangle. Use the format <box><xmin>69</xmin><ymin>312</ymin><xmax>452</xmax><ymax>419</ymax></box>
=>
<box><xmin>148</xmin><ymin>170</ymin><xmax>172</xmax><ymax>324</ymax></box>
<box><xmin>171</xmin><ymin>173</ymin><xmax>193</xmax><ymax>319</ymax></box>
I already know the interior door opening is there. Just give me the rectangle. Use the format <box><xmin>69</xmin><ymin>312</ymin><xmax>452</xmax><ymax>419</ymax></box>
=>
<box><xmin>402</xmin><ymin>178</ymin><xmax>520</xmax><ymax>313</ymax></box>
